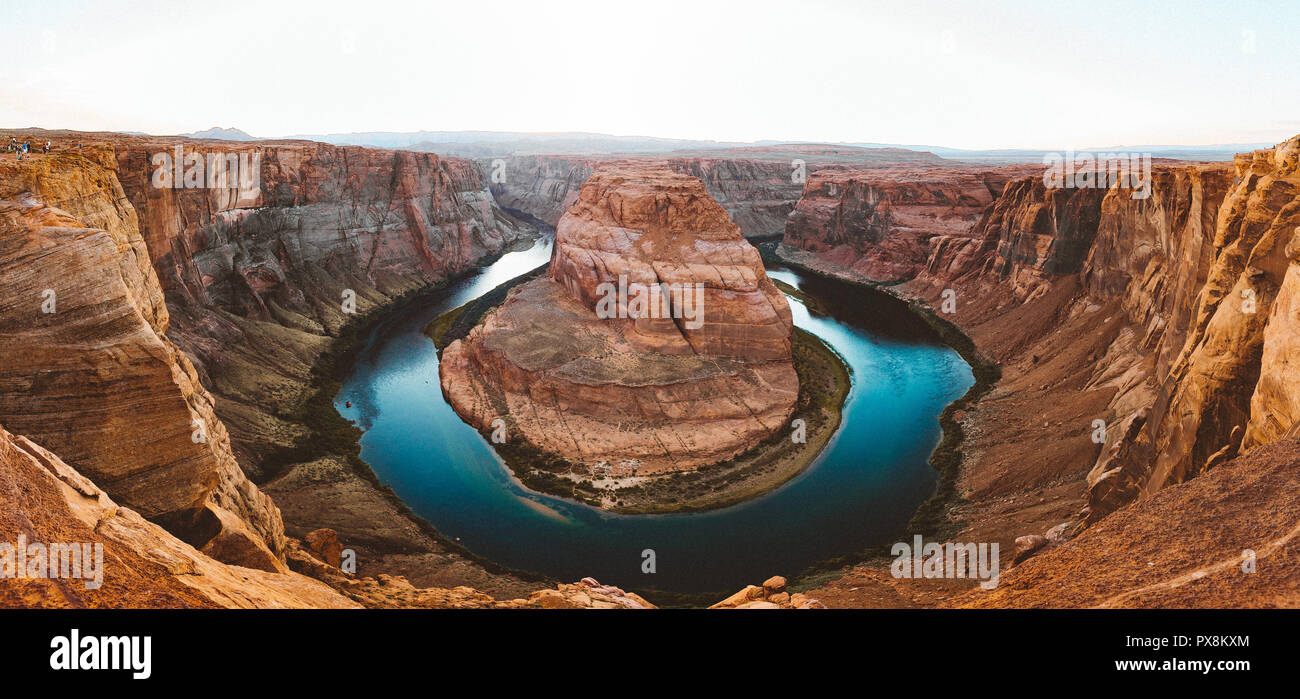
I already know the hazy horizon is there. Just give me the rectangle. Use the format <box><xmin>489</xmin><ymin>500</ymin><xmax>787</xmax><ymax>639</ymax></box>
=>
<box><xmin>3</xmin><ymin>0</ymin><xmax>1298</xmax><ymax>150</ymax></box>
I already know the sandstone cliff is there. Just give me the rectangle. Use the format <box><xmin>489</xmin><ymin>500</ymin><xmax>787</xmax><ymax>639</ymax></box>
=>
<box><xmin>0</xmin><ymin>151</ymin><xmax>286</xmax><ymax>571</ymax></box>
<box><xmin>1066</xmin><ymin>139</ymin><xmax>1300</xmax><ymax>524</ymax></box>
<box><xmin>487</xmin><ymin>146</ymin><xmax>949</xmax><ymax>238</ymax></box>
<box><xmin>863</xmin><ymin>155</ymin><xmax>1295</xmax><ymax>526</ymax></box>
<box><xmin>0</xmin><ymin>422</ymin><xmax>352</xmax><ymax>608</ymax></box>
<box><xmin>8</xmin><ymin>133</ymin><xmax>533</xmax><ymax>478</ymax></box>
<box><xmin>783</xmin><ymin>164</ymin><xmax>1041</xmax><ymax>282</ymax></box>
<box><xmin>104</xmin><ymin>138</ymin><xmax>532</xmax><ymax>469</ymax></box>
<box><xmin>0</xmin><ymin>132</ymin><xmax>541</xmax><ymax>598</ymax></box>
<box><xmin>783</xmin><ymin>138</ymin><xmax>1300</xmax><ymax>608</ymax></box>
<box><xmin>0</xmin><ymin>422</ymin><xmax>662</xmax><ymax>609</ymax></box>
<box><xmin>442</xmin><ymin>165</ymin><xmax>798</xmax><ymax>472</ymax></box>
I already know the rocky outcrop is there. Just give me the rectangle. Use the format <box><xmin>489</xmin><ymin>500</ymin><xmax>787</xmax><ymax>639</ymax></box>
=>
<box><xmin>0</xmin><ymin>152</ymin><xmax>286</xmax><ymax>571</ymax></box>
<box><xmin>0</xmin><ymin>421</ymin><xmax>650</xmax><ymax>609</ymax></box>
<box><xmin>709</xmin><ymin>576</ymin><xmax>825</xmax><ymax>609</ymax></box>
<box><xmin>551</xmin><ymin>166</ymin><xmax>794</xmax><ymax>360</ymax></box>
<box><xmin>1077</xmin><ymin>142</ymin><xmax>1299</xmax><ymax>524</ymax></box>
<box><xmin>442</xmin><ymin>165</ymin><xmax>798</xmax><ymax>472</ymax></box>
<box><xmin>526</xmin><ymin>578</ymin><xmax>656</xmax><ymax>609</ymax></box>
<box><xmin>782</xmin><ymin>138</ymin><xmax>1300</xmax><ymax>604</ymax></box>
<box><xmin>0</xmin><ymin>423</ymin><xmax>353</xmax><ymax>608</ymax></box>
<box><xmin>783</xmin><ymin>164</ymin><xmax>1040</xmax><ymax>282</ymax></box>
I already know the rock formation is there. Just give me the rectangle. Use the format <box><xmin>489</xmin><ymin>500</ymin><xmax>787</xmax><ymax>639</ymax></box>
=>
<box><xmin>442</xmin><ymin>164</ymin><xmax>798</xmax><ymax>472</ymax></box>
<box><xmin>0</xmin><ymin>422</ymin><xmax>352</xmax><ymax>608</ymax></box>
<box><xmin>709</xmin><ymin>576</ymin><xmax>826</xmax><ymax>609</ymax></box>
<box><xmin>0</xmin><ymin>151</ymin><xmax>286</xmax><ymax>571</ymax></box>
<box><xmin>0</xmin><ymin>132</ymin><xmax>539</xmax><ymax>597</ymax></box>
<box><xmin>782</xmin><ymin>136</ymin><xmax>1300</xmax><ymax>604</ymax></box>
<box><xmin>783</xmin><ymin>164</ymin><xmax>1041</xmax><ymax>281</ymax></box>
<box><xmin>1080</xmin><ymin>138</ymin><xmax>1300</xmax><ymax>522</ymax></box>
<box><xmin>0</xmin><ymin>421</ymin><xmax>658</xmax><ymax>609</ymax></box>
<box><xmin>488</xmin><ymin>145</ymin><xmax>950</xmax><ymax>238</ymax></box>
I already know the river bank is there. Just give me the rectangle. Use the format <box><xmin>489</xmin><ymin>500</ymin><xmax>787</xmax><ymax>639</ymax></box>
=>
<box><xmin>257</xmin><ymin>247</ymin><xmax>555</xmax><ymax>598</ymax></box>
<box><xmin>425</xmin><ymin>268</ymin><xmax>852</xmax><ymax>514</ymax></box>
<box><xmin>760</xmin><ymin>243</ymin><xmax>1000</xmax><ymax>588</ymax></box>
<box><xmin>337</xmin><ymin>236</ymin><xmax>971</xmax><ymax>598</ymax></box>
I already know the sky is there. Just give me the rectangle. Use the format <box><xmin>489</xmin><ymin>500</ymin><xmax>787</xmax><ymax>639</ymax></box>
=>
<box><xmin>2</xmin><ymin>0</ymin><xmax>1298</xmax><ymax>150</ymax></box>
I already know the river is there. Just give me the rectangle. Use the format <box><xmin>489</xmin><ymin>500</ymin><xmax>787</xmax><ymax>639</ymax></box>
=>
<box><xmin>334</xmin><ymin>235</ymin><xmax>973</xmax><ymax>598</ymax></box>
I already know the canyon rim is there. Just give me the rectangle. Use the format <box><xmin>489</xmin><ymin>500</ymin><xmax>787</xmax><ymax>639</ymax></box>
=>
<box><xmin>1</xmin><ymin>0</ymin><xmax>1296</xmax><ymax>685</ymax></box>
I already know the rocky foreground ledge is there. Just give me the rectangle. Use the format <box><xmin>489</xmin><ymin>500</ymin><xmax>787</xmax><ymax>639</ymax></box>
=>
<box><xmin>2</xmin><ymin>416</ymin><xmax>825</xmax><ymax>609</ymax></box>
<box><xmin>441</xmin><ymin>164</ymin><xmax>798</xmax><ymax>474</ymax></box>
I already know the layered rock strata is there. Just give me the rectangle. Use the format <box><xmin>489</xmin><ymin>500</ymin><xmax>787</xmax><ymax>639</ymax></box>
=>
<box><xmin>442</xmin><ymin>165</ymin><xmax>798</xmax><ymax>472</ymax></box>
<box><xmin>0</xmin><ymin>133</ymin><xmax>537</xmax><ymax>594</ymax></box>
<box><xmin>0</xmin><ymin>422</ymin><xmax>350</xmax><ymax>608</ymax></box>
<box><xmin>0</xmin><ymin>151</ymin><xmax>286</xmax><ymax>571</ymax></box>
<box><xmin>0</xmin><ymin>422</ymin><xmax>659</xmax><ymax>609</ymax></box>
<box><xmin>788</xmin><ymin>140</ymin><xmax>1300</xmax><ymax>608</ymax></box>
<box><xmin>1080</xmin><ymin>138</ymin><xmax>1300</xmax><ymax>522</ymax></box>
<box><xmin>487</xmin><ymin>146</ymin><xmax>949</xmax><ymax>238</ymax></box>
<box><xmin>784</xmin><ymin>137</ymin><xmax>1300</xmax><ymax>560</ymax></box>
<box><xmin>783</xmin><ymin>164</ymin><xmax>1042</xmax><ymax>281</ymax></box>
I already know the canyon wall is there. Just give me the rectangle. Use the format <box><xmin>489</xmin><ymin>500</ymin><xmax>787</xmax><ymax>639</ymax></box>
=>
<box><xmin>0</xmin><ymin>133</ymin><xmax>537</xmax><ymax>595</ymax></box>
<box><xmin>789</xmin><ymin>137</ymin><xmax>1300</xmax><ymax>532</ymax></box>
<box><xmin>442</xmin><ymin>164</ymin><xmax>798</xmax><ymax>471</ymax></box>
<box><xmin>114</xmin><ymin>140</ymin><xmax>527</xmax><ymax>320</ymax></box>
<box><xmin>97</xmin><ymin>137</ymin><xmax>533</xmax><ymax>474</ymax></box>
<box><xmin>0</xmin><ymin>422</ymin><xmax>355</xmax><ymax>608</ymax></box>
<box><xmin>0</xmin><ymin>150</ymin><xmax>286</xmax><ymax>571</ymax></box>
<box><xmin>1081</xmin><ymin>138</ymin><xmax>1300</xmax><ymax>523</ymax></box>
<box><xmin>794</xmin><ymin>141</ymin><xmax>1300</xmax><ymax>607</ymax></box>
<box><xmin>487</xmin><ymin>147</ymin><xmax>949</xmax><ymax>238</ymax></box>
<box><xmin>784</xmin><ymin>165</ymin><xmax>1040</xmax><ymax>282</ymax></box>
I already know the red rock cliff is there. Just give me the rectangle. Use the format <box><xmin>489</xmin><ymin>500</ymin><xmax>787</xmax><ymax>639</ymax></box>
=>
<box><xmin>488</xmin><ymin>147</ymin><xmax>950</xmax><ymax>238</ymax></box>
<box><xmin>94</xmin><ymin>136</ymin><xmax>533</xmax><ymax>474</ymax></box>
<box><xmin>0</xmin><ymin>149</ymin><xmax>286</xmax><ymax>571</ymax></box>
<box><xmin>442</xmin><ymin>165</ymin><xmax>798</xmax><ymax>472</ymax></box>
<box><xmin>784</xmin><ymin>164</ymin><xmax>1041</xmax><ymax>282</ymax></box>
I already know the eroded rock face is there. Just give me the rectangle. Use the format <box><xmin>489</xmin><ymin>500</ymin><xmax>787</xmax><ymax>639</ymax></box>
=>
<box><xmin>112</xmin><ymin>141</ymin><xmax>528</xmax><ymax>321</ymax></box>
<box><xmin>0</xmin><ymin>423</ymin><xmax>352</xmax><ymax>608</ymax></box>
<box><xmin>783</xmin><ymin>165</ymin><xmax>1040</xmax><ymax>282</ymax></box>
<box><xmin>442</xmin><ymin>165</ymin><xmax>797</xmax><ymax>471</ymax></box>
<box><xmin>551</xmin><ymin>166</ymin><xmax>794</xmax><ymax>360</ymax></box>
<box><xmin>101</xmin><ymin>137</ymin><xmax>533</xmax><ymax>473</ymax></box>
<box><xmin>1242</xmin><ymin>139</ymin><xmax>1300</xmax><ymax>448</ymax></box>
<box><xmin>861</xmin><ymin>145</ymin><xmax>1300</xmax><ymax>527</ymax></box>
<box><xmin>1091</xmin><ymin>138</ymin><xmax>1300</xmax><ymax>518</ymax></box>
<box><xmin>779</xmin><ymin>138</ymin><xmax>1300</xmax><ymax>543</ymax></box>
<box><xmin>917</xmin><ymin>174</ymin><xmax>1109</xmax><ymax>300</ymax></box>
<box><xmin>0</xmin><ymin>153</ymin><xmax>286</xmax><ymax>571</ymax></box>
<box><xmin>2</xmin><ymin>132</ymin><xmax>540</xmax><ymax>599</ymax></box>
<box><xmin>0</xmin><ymin>422</ymin><xmax>640</xmax><ymax>609</ymax></box>
<box><xmin>488</xmin><ymin>146</ymin><xmax>950</xmax><ymax>238</ymax></box>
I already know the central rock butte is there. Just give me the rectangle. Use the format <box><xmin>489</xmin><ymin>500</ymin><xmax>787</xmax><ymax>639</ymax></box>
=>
<box><xmin>440</xmin><ymin>164</ymin><xmax>798</xmax><ymax>472</ymax></box>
